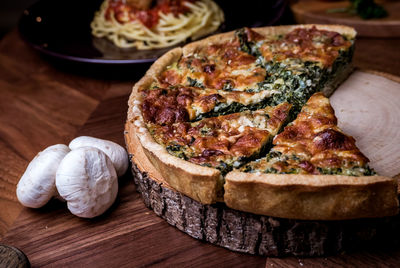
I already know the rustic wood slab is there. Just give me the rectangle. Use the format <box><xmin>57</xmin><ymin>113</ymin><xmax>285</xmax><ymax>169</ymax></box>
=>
<box><xmin>330</xmin><ymin>70</ymin><xmax>400</xmax><ymax>178</ymax></box>
<box><xmin>291</xmin><ymin>0</ymin><xmax>400</xmax><ymax>37</ymax></box>
<box><xmin>0</xmin><ymin>30</ymin><xmax>101</xmax><ymax>238</ymax></box>
<box><xmin>0</xmin><ymin>244</ymin><xmax>30</xmax><ymax>268</ymax></box>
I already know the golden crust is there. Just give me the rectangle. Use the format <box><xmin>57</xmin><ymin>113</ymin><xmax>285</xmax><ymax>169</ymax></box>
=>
<box><xmin>224</xmin><ymin>172</ymin><xmax>399</xmax><ymax>220</ymax></box>
<box><xmin>125</xmin><ymin>24</ymin><xmax>398</xmax><ymax>219</ymax></box>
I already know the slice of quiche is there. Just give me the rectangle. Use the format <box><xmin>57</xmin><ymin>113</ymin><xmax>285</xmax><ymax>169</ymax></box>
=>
<box><xmin>146</xmin><ymin>102</ymin><xmax>291</xmax><ymax>174</ymax></box>
<box><xmin>140</xmin><ymin>85</ymin><xmax>278</xmax><ymax>123</ymax></box>
<box><xmin>241</xmin><ymin>93</ymin><xmax>374</xmax><ymax>176</ymax></box>
<box><xmin>236</xmin><ymin>26</ymin><xmax>354</xmax><ymax>113</ymax></box>
<box><xmin>224</xmin><ymin>93</ymin><xmax>398</xmax><ymax>220</ymax></box>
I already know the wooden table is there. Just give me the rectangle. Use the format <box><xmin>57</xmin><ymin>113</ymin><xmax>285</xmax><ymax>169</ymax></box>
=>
<box><xmin>0</xmin><ymin>28</ymin><xmax>400</xmax><ymax>267</ymax></box>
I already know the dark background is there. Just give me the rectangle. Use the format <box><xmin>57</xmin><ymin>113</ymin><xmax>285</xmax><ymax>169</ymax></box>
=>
<box><xmin>2</xmin><ymin>0</ymin><xmax>291</xmax><ymax>78</ymax></box>
<box><xmin>0</xmin><ymin>0</ymin><xmax>38</xmax><ymax>38</ymax></box>
<box><xmin>0</xmin><ymin>0</ymin><xmax>291</xmax><ymax>39</ymax></box>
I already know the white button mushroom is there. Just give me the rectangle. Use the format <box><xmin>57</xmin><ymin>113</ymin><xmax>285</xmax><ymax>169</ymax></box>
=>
<box><xmin>16</xmin><ymin>144</ymin><xmax>70</xmax><ymax>208</ymax></box>
<box><xmin>55</xmin><ymin>147</ymin><xmax>118</xmax><ymax>218</ymax></box>
<box><xmin>69</xmin><ymin>136</ymin><xmax>129</xmax><ymax>177</ymax></box>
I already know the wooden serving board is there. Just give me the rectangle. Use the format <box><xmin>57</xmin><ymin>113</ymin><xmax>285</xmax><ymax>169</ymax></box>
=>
<box><xmin>1</xmin><ymin>70</ymin><xmax>400</xmax><ymax>267</ymax></box>
<box><xmin>291</xmin><ymin>0</ymin><xmax>400</xmax><ymax>37</ymax></box>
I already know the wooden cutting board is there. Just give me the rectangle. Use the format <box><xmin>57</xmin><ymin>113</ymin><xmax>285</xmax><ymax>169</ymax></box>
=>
<box><xmin>291</xmin><ymin>0</ymin><xmax>400</xmax><ymax>37</ymax></box>
<box><xmin>1</xmin><ymin>70</ymin><xmax>400</xmax><ymax>267</ymax></box>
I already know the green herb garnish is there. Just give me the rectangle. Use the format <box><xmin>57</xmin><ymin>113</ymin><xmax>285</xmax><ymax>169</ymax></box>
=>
<box><xmin>327</xmin><ymin>0</ymin><xmax>387</xmax><ymax>20</ymax></box>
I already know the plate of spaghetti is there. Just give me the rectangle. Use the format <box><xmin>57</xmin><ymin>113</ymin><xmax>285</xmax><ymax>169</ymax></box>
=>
<box><xmin>91</xmin><ymin>0</ymin><xmax>224</xmax><ymax>50</ymax></box>
<box><xmin>18</xmin><ymin>0</ymin><xmax>287</xmax><ymax>65</ymax></box>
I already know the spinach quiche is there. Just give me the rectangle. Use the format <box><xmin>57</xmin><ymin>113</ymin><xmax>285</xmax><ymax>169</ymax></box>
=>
<box><xmin>225</xmin><ymin>93</ymin><xmax>396</xmax><ymax>220</ymax></box>
<box><xmin>240</xmin><ymin>93</ymin><xmax>374</xmax><ymax>177</ymax></box>
<box><xmin>126</xmin><ymin>24</ymin><xmax>398</xmax><ymax>220</ymax></box>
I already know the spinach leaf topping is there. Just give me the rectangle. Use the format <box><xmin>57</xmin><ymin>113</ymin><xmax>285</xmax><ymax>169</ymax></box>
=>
<box><xmin>327</xmin><ymin>0</ymin><xmax>387</xmax><ymax>20</ymax></box>
<box><xmin>187</xmin><ymin>77</ymin><xmax>205</xmax><ymax>88</ymax></box>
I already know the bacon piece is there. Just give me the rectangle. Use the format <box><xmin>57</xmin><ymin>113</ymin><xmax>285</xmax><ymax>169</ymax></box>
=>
<box><xmin>141</xmin><ymin>88</ymin><xmax>190</xmax><ymax>125</ymax></box>
<box><xmin>156</xmin><ymin>107</ymin><xmax>176</xmax><ymax>125</ymax></box>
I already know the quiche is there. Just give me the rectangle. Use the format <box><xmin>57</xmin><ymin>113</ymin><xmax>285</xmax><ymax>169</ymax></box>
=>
<box><xmin>126</xmin><ymin>24</ymin><xmax>398</xmax><ymax>220</ymax></box>
<box><xmin>240</xmin><ymin>93</ymin><xmax>374</xmax><ymax>177</ymax></box>
<box><xmin>224</xmin><ymin>93</ymin><xmax>397</xmax><ymax>220</ymax></box>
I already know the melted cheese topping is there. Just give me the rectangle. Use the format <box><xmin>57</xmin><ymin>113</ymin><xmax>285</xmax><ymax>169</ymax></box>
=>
<box><xmin>242</xmin><ymin>93</ymin><xmax>373</xmax><ymax>176</ymax></box>
<box><xmin>259</xmin><ymin>26</ymin><xmax>352</xmax><ymax>68</ymax></box>
<box><xmin>159</xmin><ymin>41</ymin><xmax>266</xmax><ymax>91</ymax></box>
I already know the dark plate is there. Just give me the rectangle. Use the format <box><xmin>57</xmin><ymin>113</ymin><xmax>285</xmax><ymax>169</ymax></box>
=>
<box><xmin>18</xmin><ymin>0</ymin><xmax>288</xmax><ymax>65</ymax></box>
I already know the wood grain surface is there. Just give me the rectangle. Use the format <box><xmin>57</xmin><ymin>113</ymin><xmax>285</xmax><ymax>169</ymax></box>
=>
<box><xmin>330</xmin><ymin>70</ymin><xmax>400</xmax><ymax>177</ymax></box>
<box><xmin>0</xmin><ymin>244</ymin><xmax>30</xmax><ymax>268</ymax></box>
<box><xmin>0</xmin><ymin>30</ymin><xmax>98</xmax><ymax>239</ymax></box>
<box><xmin>0</xmin><ymin>30</ymin><xmax>148</xmax><ymax>238</ymax></box>
<box><xmin>0</xmin><ymin>24</ymin><xmax>400</xmax><ymax>267</ymax></box>
<box><xmin>291</xmin><ymin>0</ymin><xmax>400</xmax><ymax>37</ymax></box>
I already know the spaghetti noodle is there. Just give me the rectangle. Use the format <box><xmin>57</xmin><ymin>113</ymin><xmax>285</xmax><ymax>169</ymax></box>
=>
<box><xmin>91</xmin><ymin>0</ymin><xmax>224</xmax><ymax>50</ymax></box>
